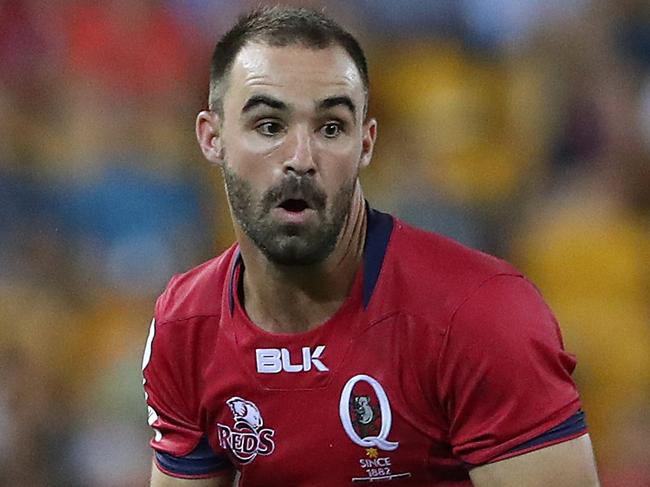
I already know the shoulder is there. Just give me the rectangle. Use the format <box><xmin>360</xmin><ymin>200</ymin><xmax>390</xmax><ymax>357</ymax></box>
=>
<box><xmin>145</xmin><ymin>245</ymin><xmax>238</xmax><ymax>390</ymax></box>
<box><xmin>154</xmin><ymin>244</ymin><xmax>238</xmax><ymax>325</ymax></box>
<box><xmin>384</xmin><ymin>217</ymin><xmax>523</xmax><ymax>320</ymax></box>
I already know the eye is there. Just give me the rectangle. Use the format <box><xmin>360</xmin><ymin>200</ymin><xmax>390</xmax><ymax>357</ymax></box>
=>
<box><xmin>256</xmin><ymin>121</ymin><xmax>284</xmax><ymax>137</ymax></box>
<box><xmin>320</xmin><ymin>122</ymin><xmax>343</xmax><ymax>138</ymax></box>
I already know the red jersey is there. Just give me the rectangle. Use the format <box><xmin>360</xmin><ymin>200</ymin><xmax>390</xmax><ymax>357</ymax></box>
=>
<box><xmin>142</xmin><ymin>208</ymin><xmax>586</xmax><ymax>485</ymax></box>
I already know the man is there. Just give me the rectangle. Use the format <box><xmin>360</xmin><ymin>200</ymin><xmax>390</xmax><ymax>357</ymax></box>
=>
<box><xmin>142</xmin><ymin>7</ymin><xmax>600</xmax><ymax>486</ymax></box>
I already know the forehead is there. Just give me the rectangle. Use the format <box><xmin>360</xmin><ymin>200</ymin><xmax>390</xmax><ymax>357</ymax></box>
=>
<box><xmin>224</xmin><ymin>42</ymin><xmax>364</xmax><ymax>109</ymax></box>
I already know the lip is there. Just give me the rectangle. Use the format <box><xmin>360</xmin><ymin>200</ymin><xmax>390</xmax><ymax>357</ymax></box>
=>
<box><xmin>271</xmin><ymin>206</ymin><xmax>317</xmax><ymax>225</ymax></box>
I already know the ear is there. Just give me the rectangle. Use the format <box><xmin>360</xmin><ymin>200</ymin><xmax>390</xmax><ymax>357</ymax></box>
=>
<box><xmin>360</xmin><ymin>118</ymin><xmax>377</xmax><ymax>169</ymax></box>
<box><xmin>196</xmin><ymin>110</ymin><xmax>224</xmax><ymax>165</ymax></box>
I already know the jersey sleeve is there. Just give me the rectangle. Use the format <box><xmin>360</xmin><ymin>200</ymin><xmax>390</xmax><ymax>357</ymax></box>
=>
<box><xmin>436</xmin><ymin>274</ymin><xmax>585</xmax><ymax>465</ymax></box>
<box><xmin>142</xmin><ymin>316</ymin><xmax>232</xmax><ymax>478</ymax></box>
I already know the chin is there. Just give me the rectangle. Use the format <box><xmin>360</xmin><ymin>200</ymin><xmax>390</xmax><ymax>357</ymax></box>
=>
<box><xmin>262</xmin><ymin>237</ymin><xmax>335</xmax><ymax>267</ymax></box>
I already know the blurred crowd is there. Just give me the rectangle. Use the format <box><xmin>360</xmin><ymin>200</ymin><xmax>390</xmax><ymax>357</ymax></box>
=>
<box><xmin>0</xmin><ymin>0</ymin><xmax>648</xmax><ymax>485</ymax></box>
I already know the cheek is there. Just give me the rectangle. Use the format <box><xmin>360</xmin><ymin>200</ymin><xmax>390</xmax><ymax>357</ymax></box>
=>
<box><xmin>317</xmin><ymin>143</ymin><xmax>363</xmax><ymax>183</ymax></box>
<box><xmin>242</xmin><ymin>134</ymin><xmax>284</xmax><ymax>159</ymax></box>
<box><xmin>224</xmin><ymin>119</ymin><xmax>284</xmax><ymax>159</ymax></box>
<box><xmin>315</xmin><ymin>133</ymin><xmax>362</xmax><ymax>159</ymax></box>
<box><xmin>224</xmin><ymin>134</ymin><xmax>283</xmax><ymax>187</ymax></box>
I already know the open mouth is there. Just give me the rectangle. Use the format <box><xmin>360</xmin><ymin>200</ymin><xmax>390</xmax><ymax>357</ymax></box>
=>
<box><xmin>279</xmin><ymin>199</ymin><xmax>310</xmax><ymax>213</ymax></box>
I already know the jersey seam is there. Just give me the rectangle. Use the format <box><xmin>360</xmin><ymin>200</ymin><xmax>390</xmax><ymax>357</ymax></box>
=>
<box><xmin>351</xmin><ymin>310</ymin><xmax>403</xmax><ymax>338</ymax></box>
<box><xmin>155</xmin><ymin>314</ymin><xmax>221</xmax><ymax>327</ymax></box>
<box><xmin>447</xmin><ymin>272</ymin><xmax>524</xmax><ymax>324</ymax></box>
<box><xmin>434</xmin><ymin>272</ymin><xmax>524</xmax><ymax>423</ymax></box>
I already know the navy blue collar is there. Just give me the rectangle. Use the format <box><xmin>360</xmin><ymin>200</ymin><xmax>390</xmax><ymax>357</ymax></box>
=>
<box><xmin>361</xmin><ymin>206</ymin><xmax>394</xmax><ymax>308</ymax></box>
<box><xmin>228</xmin><ymin>205</ymin><xmax>393</xmax><ymax>315</ymax></box>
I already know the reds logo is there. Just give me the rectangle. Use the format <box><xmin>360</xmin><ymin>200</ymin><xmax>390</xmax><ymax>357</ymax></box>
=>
<box><xmin>217</xmin><ymin>397</ymin><xmax>276</xmax><ymax>464</ymax></box>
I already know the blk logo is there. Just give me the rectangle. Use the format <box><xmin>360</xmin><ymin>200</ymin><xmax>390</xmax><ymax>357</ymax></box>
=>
<box><xmin>256</xmin><ymin>346</ymin><xmax>329</xmax><ymax>373</ymax></box>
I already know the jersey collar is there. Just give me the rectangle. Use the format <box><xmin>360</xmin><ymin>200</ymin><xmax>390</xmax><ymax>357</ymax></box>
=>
<box><xmin>228</xmin><ymin>204</ymin><xmax>394</xmax><ymax>316</ymax></box>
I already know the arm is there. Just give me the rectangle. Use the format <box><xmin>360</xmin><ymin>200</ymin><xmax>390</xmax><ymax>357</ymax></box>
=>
<box><xmin>469</xmin><ymin>434</ymin><xmax>600</xmax><ymax>487</ymax></box>
<box><xmin>143</xmin><ymin>318</ymin><xmax>234</xmax><ymax>483</ymax></box>
<box><xmin>151</xmin><ymin>460</ymin><xmax>236</xmax><ymax>487</ymax></box>
<box><xmin>437</xmin><ymin>274</ymin><xmax>601</xmax><ymax>479</ymax></box>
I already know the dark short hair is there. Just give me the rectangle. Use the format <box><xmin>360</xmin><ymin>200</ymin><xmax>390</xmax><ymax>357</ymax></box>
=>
<box><xmin>208</xmin><ymin>6</ymin><xmax>369</xmax><ymax>116</ymax></box>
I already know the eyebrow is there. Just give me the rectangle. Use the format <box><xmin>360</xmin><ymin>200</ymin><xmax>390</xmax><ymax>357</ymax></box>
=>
<box><xmin>318</xmin><ymin>96</ymin><xmax>357</xmax><ymax>121</ymax></box>
<box><xmin>242</xmin><ymin>95</ymin><xmax>288</xmax><ymax>113</ymax></box>
<box><xmin>240</xmin><ymin>94</ymin><xmax>357</xmax><ymax>121</ymax></box>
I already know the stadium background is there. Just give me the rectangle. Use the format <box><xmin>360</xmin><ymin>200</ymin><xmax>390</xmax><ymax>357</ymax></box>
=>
<box><xmin>0</xmin><ymin>0</ymin><xmax>648</xmax><ymax>485</ymax></box>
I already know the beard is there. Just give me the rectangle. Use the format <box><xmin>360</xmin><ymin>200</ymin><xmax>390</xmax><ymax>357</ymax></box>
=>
<box><xmin>222</xmin><ymin>163</ymin><xmax>356</xmax><ymax>266</ymax></box>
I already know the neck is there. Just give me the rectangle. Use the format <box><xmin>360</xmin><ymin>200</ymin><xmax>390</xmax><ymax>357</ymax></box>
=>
<box><xmin>237</xmin><ymin>188</ymin><xmax>367</xmax><ymax>334</ymax></box>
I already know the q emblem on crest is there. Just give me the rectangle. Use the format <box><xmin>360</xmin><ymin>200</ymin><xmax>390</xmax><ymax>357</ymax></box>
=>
<box><xmin>339</xmin><ymin>374</ymin><xmax>399</xmax><ymax>451</ymax></box>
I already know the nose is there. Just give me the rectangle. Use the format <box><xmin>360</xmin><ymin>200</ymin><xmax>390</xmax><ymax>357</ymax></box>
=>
<box><xmin>282</xmin><ymin>126</ymin><xmax>316</xmax><ymax>176</ymax></box>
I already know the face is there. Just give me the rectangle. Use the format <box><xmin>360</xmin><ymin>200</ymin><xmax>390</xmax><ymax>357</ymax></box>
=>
<box><xmin>198</xmin><ymin>43</ymin><xmax>376</xmax><ymax>266</ymax></box>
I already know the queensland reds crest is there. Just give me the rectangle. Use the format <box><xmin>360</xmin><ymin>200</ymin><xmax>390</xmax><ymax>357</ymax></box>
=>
<box><xmin>217</xmin><ymin>397</ymin><xmax>276</xmax><ymax>464</ymax></box>
<box><xmin>339</xmin><ymin>375</ymin><xmax>399</xmax><ymax>451</ymax></box>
